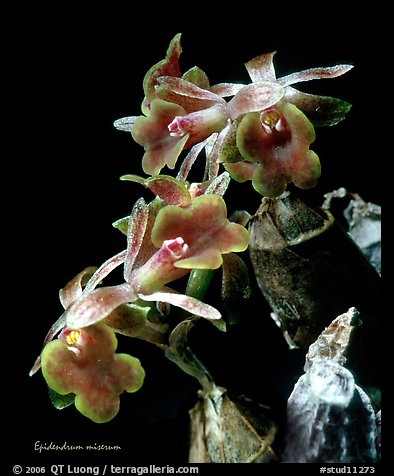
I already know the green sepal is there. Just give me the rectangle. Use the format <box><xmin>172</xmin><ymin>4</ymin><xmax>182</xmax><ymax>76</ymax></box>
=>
<box><xmin>112</xmin><ymin>216</ymin><xmax>129</xmax><ymax>236</ymax></box>
<box><xmin>47</xmin><ymin>385</ymin><xmax>75</xmax><ymax>410</ymax></box>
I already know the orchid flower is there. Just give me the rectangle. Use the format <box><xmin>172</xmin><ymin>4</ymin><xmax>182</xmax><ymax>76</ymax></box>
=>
<box><xmin>41</xmin><ymin>323</ymin><xmax>145</xmax><ymax>423</ymax></box>
<box><xmin>114</xmin><ymin>34</ymin><xmax>229</xmax><ymax>176</ymax></box>
<box><xmin>224</xmin><ymin>100</ymin><xmax>321</xmax><ymax>197</ymax></box>
<box><xmin>219</xmin><ymin>51</ymin><xmax>352</xmax><ymax>196</ymax></box>
<box><xmin>242</xmin><ymin>50</ymin><xmax>353</xmax><ymax>126</ymax></box>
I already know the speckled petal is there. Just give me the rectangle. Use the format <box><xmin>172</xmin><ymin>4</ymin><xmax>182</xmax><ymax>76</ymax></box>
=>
<box><xmin>244</xmin><ymin>52</ymin><xmax>277</xmax><ymax>83</ymax></box>
<box><xmin>139</xmin><ymin>287</ymin><xmax>221</xmax><ymax>320</ymax></box>
<box><xmin>228</xmin><ymin>82</ymin><xmax>284</xmax><ymax>120</ymax></box>
<box><xmin>279</xmin><ymin>64</ymin><xmax>353</xmax><ymax>87</ymax></box>
<box><xmin>66</xmin><ymin>283</ymin><xmax>136</xmax><ymax>329</ymax></box>
<box><xmin>143</xmin><ymin>33</ymin><xmax>182</xmax><ymax>102</ymax></box>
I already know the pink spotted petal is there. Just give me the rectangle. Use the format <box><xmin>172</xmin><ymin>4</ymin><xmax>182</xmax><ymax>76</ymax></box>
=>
<box><xmin>129</xmin><ymin>237</ymin><xmax>191</xmax><ymax>294</ymax></box>
<box><xmin>204</xmin><ymin>171</ymin><xmax>231</xmax><ymax>197</ymax></box>
<box><xmin>59</xmin><ymin>267</ymin><xmax>98</xmax><ymax>310</ymax></box>
<box><xmin>157</xmin><ymin>76</ymin><xmax>226</xmax><ymax>104</ymax></box>
<box><xmin>169</xmin><ymin>104</ymin><xmax>229</xmax><ymax>149</ymax></box>
<box><xmin>176</xmin><ymin>139</ymin><xmax>210</xmax><ymax>182</ymax></box>
<box><xmin>244</xmin><ymin>52</ymin><xmax>277</xmax><ymax>83</ymax></box>
<box><xmin>227</xmin><ymin>81</ymin><xmax>284</xmax><ymax>120</ymax></box>
<box><xmin>84</xmin><ymin>250</ymin><xmax>127</xmax><ymax>294</ymax></box>
<box><xmin>279</xmin><ymin>64</ymin><xmax>353</xmax><ymax>87</ymax></box>
<box><xmin>66</xmin><ymin>283</ymin><xmax>136</xmax><ymax>329</ymax></box>
<box><xmin>121</xmin><ymin>174</ymin><xmax>192</xmax><ymax>206</ymax></box>
<box><xmin>139</xmin><ymin>287</ymin><xmax>221</xmax><ymax>321</ymax></box>
<box><xmin>209</xmin><ymin>82</ymin><xmax>245</xmax><ymax>97</ymax></box>
<box><xmin>143</xmin><ymin>33</ymin><xmax>182</xmax><ymax>102</ymax></box>
<box><xmin>124</xmin><ymin>198</ymin><xmax>149</xmax><ymax>282</ymax></box>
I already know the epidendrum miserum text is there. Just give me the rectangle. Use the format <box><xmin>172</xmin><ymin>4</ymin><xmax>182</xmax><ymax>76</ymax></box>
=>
<box><xmin>34</xmin><ymin>442</ymin><xmax>121</xmax><ymax>453</ymax></box>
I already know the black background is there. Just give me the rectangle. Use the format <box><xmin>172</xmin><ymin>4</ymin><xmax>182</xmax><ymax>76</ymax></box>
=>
<box><xmin>6</xmin><ymin>15</ymin><xmax>380</xmax><ymax>467</ymax></box>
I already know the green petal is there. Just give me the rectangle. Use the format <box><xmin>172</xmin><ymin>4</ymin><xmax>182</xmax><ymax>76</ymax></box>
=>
<box><xmin>224</xmin><ymin>161</ymin><xmax>257</xmax><ymax>183</ymax></box>
<box><xmin>48</xmin><ymin>386</ymin><xmax>75</xmax><ymax>410</ymax></box>
<box><xmin>176</xmin><ymin>248</ymin><xmax>224</xmax><ymax>269</ymax></box>
<box><xmin>236</xmin><ymin>112</ymin><xmax>265</xmax><ymax>163</ymax></box>
<box><xmin>291</xmin><ymin>150</ymin><xmax>321</xmax><ymax>190</ymax></box>
<box><xmin>285</xmin><ymin>87</ymin><xmax>352</xmax><ymax>127</ymax></box>
<box><xmin>141</xmin><ymin>134</ymin><xmax>188</xmax><ymax>176</ymax></box>
<box><xmin>252</xmin><ymin>165</ymin><xmax>287</xmax><ymax>198</ymax></box>
<box><xmin>217</xmin><ymin>119</ymin><xmax>244</xmax><ymax>164</ymax></box>
<box><xmin>103</xmin><ymin>303</ymin><xmax>150</xmax><ymax>337</ymax></box>
<box><xmin>131</xmin><ymin>99</ymin><xmax>186</xmax><ymax>148</ymax></box>
<box><xmin>112</xmin><ymin>216</ymin><xmax>129</xmax><ymax>235</ymax></box>
<box><xmin>41</xmin><ymin>340</ymin><xmax>75</xmax><ymax>396</ymax></box>
<box><xmin>182</xmin><ymin>66</ymin><xmax>210</xmax><ymax>89</ymax></box>
<box><xmin>185</xmin><ymin>269</ymin><xmax>215</xmax><ymax>301</ymax></box>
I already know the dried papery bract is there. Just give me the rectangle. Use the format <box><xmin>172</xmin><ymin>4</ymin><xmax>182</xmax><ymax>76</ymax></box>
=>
<box><xmin>189</xmin><ymin>386</ymin><xmax>276</xmax><ymax>463</ymax></box>
<box><xmin>282</xmin><ymin>308</ymin><xmax>378</xmax><ymax>463</ymax></box>
<box><xmin>322</xmin><ymin>188</ymin><xmax>381</xmax><ymax>275</ymax></box>
<box><xmin>248</xmin><ymin>192</ymin><xmax>381</xmax><ymax>391</ymax></box>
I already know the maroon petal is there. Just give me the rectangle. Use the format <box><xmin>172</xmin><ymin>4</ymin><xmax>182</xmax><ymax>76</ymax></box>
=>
<box><xmin>143</xmin><ymin>33</ymin><xmax>182</xmax><ymax>101</ymax></box>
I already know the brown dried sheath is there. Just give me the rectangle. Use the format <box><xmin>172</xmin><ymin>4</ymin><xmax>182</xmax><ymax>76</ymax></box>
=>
<box><xmin>248</xmin><ymin>193</ymin><xmax>381</xmax><ymax>390</ymax></box>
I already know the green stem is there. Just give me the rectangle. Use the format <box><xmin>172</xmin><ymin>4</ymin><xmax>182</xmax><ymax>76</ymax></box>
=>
<box><xmin>185</xmin><ymin>268</ymin><xmax>214</xmax><ymax>301</ymax></box>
